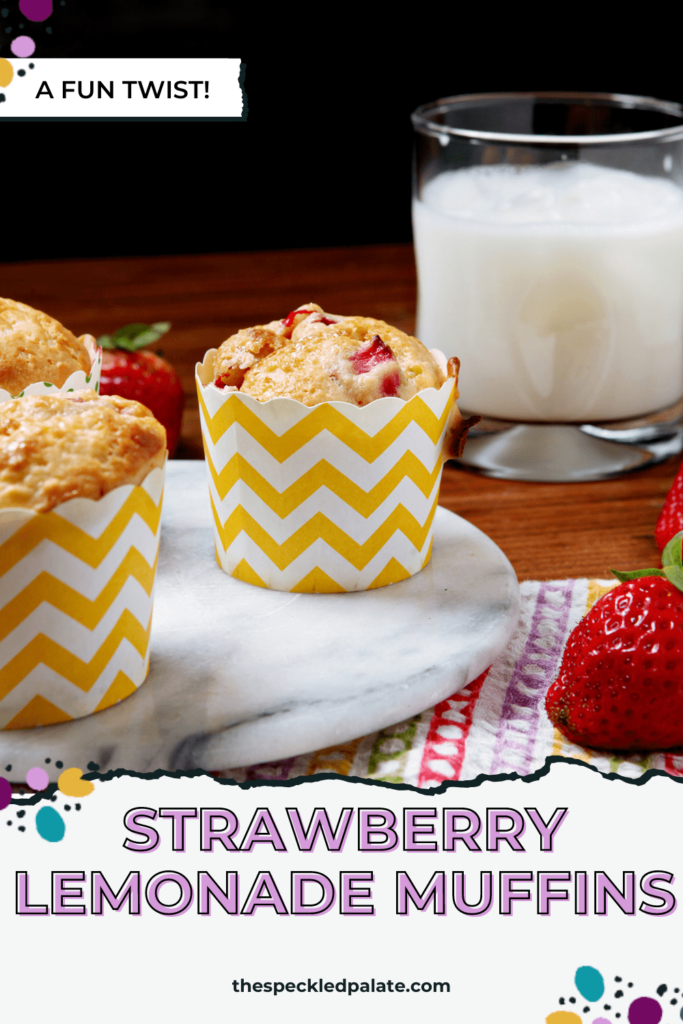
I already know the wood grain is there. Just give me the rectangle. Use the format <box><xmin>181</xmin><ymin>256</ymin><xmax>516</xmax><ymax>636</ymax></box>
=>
<box><xmin>1</xmin><ymin>244</ymin><xmax>677</xmax><ymax>581</ymax></box>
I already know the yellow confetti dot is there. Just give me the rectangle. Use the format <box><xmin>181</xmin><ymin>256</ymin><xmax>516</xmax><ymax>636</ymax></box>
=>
<box><xmin>0</xmin><ymin>59</ymin><xmax>13</xmax><ymax>89</ymax></box>
<box><xmin>546</xmin><ymin>1014</ymin><xmax>583</xmax><ymax>1024</ymax></box>
<box><xmin>58</xmin><ymin>767</ymin><xmax>95</xmax><ymax>798</ymax></box>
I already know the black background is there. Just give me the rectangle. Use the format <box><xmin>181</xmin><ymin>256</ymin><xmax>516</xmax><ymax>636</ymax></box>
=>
<box><xmin>1</xmin><ymin>1</ymin><xmax>680</xmax><ymax>261</ymax></box>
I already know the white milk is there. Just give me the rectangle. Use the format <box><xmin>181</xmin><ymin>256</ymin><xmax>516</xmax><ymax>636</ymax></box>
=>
<box><xmin>413</xmin><ymin>162</ymin><xmax>683</xmax><ymax>422</ymax></box>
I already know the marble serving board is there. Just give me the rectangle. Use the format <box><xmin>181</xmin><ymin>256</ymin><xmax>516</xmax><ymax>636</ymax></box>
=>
<box><xmin>0</xmin><ymin>462</ymin><xmax>520</xmax><ymax>781</ymax></box>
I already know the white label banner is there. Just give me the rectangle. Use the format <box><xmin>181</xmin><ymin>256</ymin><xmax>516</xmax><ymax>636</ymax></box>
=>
<box><xmin>3</xmin><ymin>760</ymin><xmax>682</xmax><ymax>1024</ymax></box>
<box><xmin>0</xmin><ymin>57</ymin><xmax>245</xmax><ymax>118</ymax></box>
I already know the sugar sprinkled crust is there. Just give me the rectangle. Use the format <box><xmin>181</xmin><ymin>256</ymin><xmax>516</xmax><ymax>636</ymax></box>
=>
<box><xmin>0</xmin><ymin>297</ymin><xmax>93</xmax><ymax>396</ymax></box>
<box><xmin>213</xmin><ymin>303</ymin><xmax>446</xmax><ymax>406</ymax></box>
<box><xmin>0</xmin><ymin>391</ymin><xmax>167</xmax><ymax>512</ymax></box>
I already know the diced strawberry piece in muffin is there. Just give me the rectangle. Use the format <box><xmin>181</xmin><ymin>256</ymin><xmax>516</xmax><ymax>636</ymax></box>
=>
<box><xmin>349</xmin><ymin>335</ymin><xmax>394</xmax><ymax>374</ymax></box>
<box><xmin>282</xmin><ymin>307</ymin><xmax>313</xmax><ymax>330</ymax></box>
<box><xmin>379</xmin><ymin>371</ymin><xmax>400</xmax><ymax>397</ymax></box>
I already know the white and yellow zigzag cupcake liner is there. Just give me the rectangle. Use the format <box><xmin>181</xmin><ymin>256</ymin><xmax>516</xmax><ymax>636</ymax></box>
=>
<box><xmin>0</xmin><ymin>465</ymin><xmax>164</xmax><ymax>730</ymax></box>
<box><xmin>196</xmin><ymin>351</ymin><xmax>454</xmax><ymax>592</ymax></box>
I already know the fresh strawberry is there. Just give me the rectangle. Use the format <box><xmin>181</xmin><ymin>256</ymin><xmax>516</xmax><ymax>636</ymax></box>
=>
<box><xmin>546</xmin><ymin>533</ymin><xmax>683</xmax><ymax>750</ymax></box>
<box><xmin>655</xmin><ymin>461</ymin><xmax>683</xmax><ymax>550</ymax></box>
<box><xmin>98</xmin><ymin>322</ymin><xmax>184</xmax><ymax>457</ymax></box>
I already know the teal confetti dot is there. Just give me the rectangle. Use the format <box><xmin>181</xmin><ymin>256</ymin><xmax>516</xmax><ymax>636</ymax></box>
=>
<box><xmin>36</xmin><ymin>806</ymin><xmax>65</xmax><ymax>842</ymax></box>
<box><xmin>575</xmin><ymin>966</ymin><xmax>605</xmax><ymax>1002</ymax></box>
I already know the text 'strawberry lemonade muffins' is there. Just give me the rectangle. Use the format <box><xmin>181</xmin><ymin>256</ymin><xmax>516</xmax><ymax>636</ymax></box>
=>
<box><xmin>0</xmin><ymin>297</ymin><xmax>102</xmax><ymax>399</ymax></box>
<box><xmin>196</xmin><ymin>303</ymin><xmax>477</xmax><ymax>593</ymax></box>
<box><xmin>0</xmin><ymin>391</ymin><xmax>166</xmax><ymax>729</ymax></box>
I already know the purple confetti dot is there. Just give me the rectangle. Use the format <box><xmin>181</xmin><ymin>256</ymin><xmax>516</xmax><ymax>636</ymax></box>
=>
<box><xmin>10</xmin><ymin>35</ymin><xmax>35</xmax><ymax>56</ymax></box>
<box><xmin>26</xmin><ymin>766</ymin><xmax>49</xmax><ymax>791</ymax></box>
<box><xmin>593</xmin><ymin>1019</ymin><xmax>612</xmax><ymax>1024</ymax></box>
<box><xmin>628</xmin><ymin>997</ymin><xmax>663</xmax><ymax>1024</ymax></box>
<box><xmin>0</xmin><ymin>777</ymin><xmax>11</xmax><ymax>810</ymax></box>
<box><xmin>18</xmin><ymin>0</ymin><xmax>52</xmax><ymax>20</ymax></box>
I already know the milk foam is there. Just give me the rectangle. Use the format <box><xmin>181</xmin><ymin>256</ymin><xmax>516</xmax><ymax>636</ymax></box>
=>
<box><xmin>422</xmin><ymin>162</ymin><xmax>683</xmax><ymax>226</ymax></box>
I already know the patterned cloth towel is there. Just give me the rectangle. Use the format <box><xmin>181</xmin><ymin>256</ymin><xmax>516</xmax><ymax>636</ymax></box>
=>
<box><xmin>219</xmin><ymin>579</ymin><xmax>683</xmax><ymax>787</ymax></box>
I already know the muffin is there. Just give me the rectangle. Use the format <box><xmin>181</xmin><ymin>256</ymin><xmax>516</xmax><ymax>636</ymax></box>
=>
<box><xmin>0</xmin><ymin>297</ymin><xmax>99</xmax><ymax>398</ymax></box>
<box><xmin>213</xmin><ymin>302</ymin><xmax>446</xmax><ymax>405</ymax></box>
<box><xmin>0</xmin><ymin>390</ymin><xmax>167</xmax><ymax>730</ymax></box>
<box><xmin>197</xmin><ymin>304</ymin><xmax>475</xmax><ymax>593</ymax></box>
<box><xmin>0</xmin><ymin>390</ymin><xmax>167</xmax><ymax>511</ymax></box>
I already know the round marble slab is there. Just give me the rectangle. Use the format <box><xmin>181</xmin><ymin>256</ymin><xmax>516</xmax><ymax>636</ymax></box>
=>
<box><xmin>0</xmin><ymin>462</ymin><xmax>520</xmax><ymax>780</ymax></box>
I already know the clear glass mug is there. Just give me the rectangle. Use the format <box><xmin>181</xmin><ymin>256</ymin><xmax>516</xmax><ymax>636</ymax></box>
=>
<box><xmin>411</xmin><ymin>92</ymin><xmax>683</xmax><ymax>481</ymax></box>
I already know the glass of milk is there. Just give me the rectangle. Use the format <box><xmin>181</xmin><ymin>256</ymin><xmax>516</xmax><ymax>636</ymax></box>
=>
<box><xmin>412</xmin><ymin>92</ymin><xmax>683</xmax><ymax>480</ymax></box>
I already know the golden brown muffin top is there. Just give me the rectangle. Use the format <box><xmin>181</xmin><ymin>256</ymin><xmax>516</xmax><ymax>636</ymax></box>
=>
<box><xmin>0</xmin><ymin>391</ymin><xmax>166</xmax><ymax>512</ymax></box>
<box><xmin>213</xmin><ymin>303</ymin><xmax>446</xmax><ymax>406</ymax></box>
<box><xmin>0</xmin><ymin>297</ymin><xmax>93</xmax><ymax>396</ymax></box>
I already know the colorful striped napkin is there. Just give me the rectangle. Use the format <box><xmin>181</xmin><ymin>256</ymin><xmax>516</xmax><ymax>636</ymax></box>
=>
<box><xmin>220</xmin><ymin>579</ymin><xmax>683</xmax><ymax>786</ymax></box>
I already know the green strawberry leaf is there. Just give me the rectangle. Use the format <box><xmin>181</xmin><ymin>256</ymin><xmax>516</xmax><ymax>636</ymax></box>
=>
<box><xmin>663</xmin><ymin>563</ymin><xmax>683</xmax><ymax>593</ymax></box>
<box><xmin>610</xmin><ymin>568</ymin><xmax>666</xmax><ymax>582</ymax></box>
<box><xmin>98</xmin><ymin>321</ymin><xmax>171</xmax><ymax>352</ymax></box>
<box><xmin>662</xmin><ymin>530</ymin><xmax>683</xmax><ymax>570</ymax></box>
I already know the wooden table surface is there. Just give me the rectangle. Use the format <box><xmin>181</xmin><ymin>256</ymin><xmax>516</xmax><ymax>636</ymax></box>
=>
<box><xmin>2</xmin><ymin>243</ymin><xmax>677</xmax><ymax>581</ymax></box>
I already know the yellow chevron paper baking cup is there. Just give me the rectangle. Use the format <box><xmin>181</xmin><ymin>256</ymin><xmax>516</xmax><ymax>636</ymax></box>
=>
<box><xmin>196</xmin><ymin>351</ymin><xmax>455</xmax><ymax>593</ymax></box>
<box><xmin>0</xmin><ymin>464</ymin><xmax>164</xmax><ymax>729</ymax></box>
<box><xmin>0</xmin><ymin>338</ymin><xmax>102</xmax><ymax>402</ymax></box>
